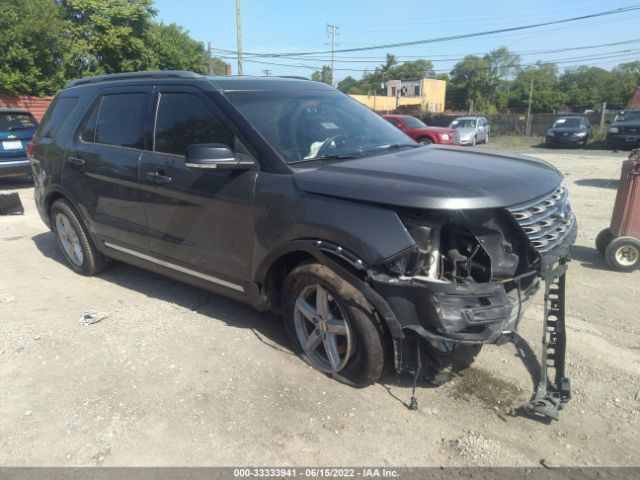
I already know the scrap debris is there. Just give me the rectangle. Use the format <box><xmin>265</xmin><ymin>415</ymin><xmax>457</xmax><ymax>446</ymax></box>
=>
<box><xmin>79</xmin><ymin>310</ymin><xmax>108</xmax><ymax>326</ymax></box>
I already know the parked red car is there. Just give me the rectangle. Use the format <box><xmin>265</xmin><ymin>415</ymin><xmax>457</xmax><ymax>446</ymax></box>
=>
<box><xmin>383</xmin><ymin>114</ymin><xmax>455</xmax><ymax>145</ymax></box>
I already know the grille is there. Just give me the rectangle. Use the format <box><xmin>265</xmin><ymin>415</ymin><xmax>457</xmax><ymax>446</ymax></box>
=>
<box><xmin>620</xmin><ymin>126</ymin><xmax>640</xmax><ymax>134</ymax></box>
<box><xmin>508</xmin><ymin>186</ymin><xmax>575</xmax><ymax>253</ymax></box>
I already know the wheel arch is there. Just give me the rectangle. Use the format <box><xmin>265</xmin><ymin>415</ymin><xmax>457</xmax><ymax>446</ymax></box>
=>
<box><xmin>255</xmin><ymin>240</ymin><xmax>404</xmax><ymax>340</ymax></box>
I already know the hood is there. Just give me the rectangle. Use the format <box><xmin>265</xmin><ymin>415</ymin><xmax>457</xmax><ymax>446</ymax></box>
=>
<box><xmin>293</xmin><ymin>146</ymin><xmax>563</xmax><ymax>210</ymax></box>
<box><xmin>548</xmin><ymin>127</ymin><xmax>587</xmax><ymax>134</ymax></box>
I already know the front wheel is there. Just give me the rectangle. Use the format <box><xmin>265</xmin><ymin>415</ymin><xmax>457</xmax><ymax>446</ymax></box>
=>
<box><xmin>471</xmin><ymin>136</ymin><xmax>477</xmax><ymax>146</ymax></box>
<box><xmin>419</xmin><ymin>137</ymin><xmax>432</xmax><ymax>145</ymax></box>
<box><xmin>282</xmin><ymin>262</ymin><xmax>386</xmax><ymax>387</ymax></box>
<box><xmin>605</xmin><ymin>237</ymin><xmax>640</xmax><ymax>272</ymax></box>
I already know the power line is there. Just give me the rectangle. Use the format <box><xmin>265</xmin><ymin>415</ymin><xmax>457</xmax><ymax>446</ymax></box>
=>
<box><xmin>226</xmin><ymin>38</ymin><xmax>640</xmax><ymax>64</ymax></box>
<box><xmin>212</xmin><ymin>5</ymin><xmax>640</xmax><ymax>57</ymax></box>
<box><xmin>219</xmin><ymin>50</ymin><xmax>640</xmax><ymax>74</ymax></box>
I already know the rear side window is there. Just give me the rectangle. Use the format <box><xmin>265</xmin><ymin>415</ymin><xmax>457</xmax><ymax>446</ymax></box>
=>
<box><xmin>154</xmin><ymin>93</ymin><xmax>233</xmax><ymax>156</ymax></box>
<box><xmin>95</xmin><ymin>93</ymin><xmax>147</xmax><ymax>149</ymax></box>
<box><xmin>37</xmin><ymin>97</ymin><xmax>79</xmax><ymax>138</ymax></box>
<box><xmin>78</xmin><ymin>99</ymin><xmax>100</xmax><ymax>143</ymax></box>
<box><xmin>0</xmin><ymin>112</ymin><xmax>37</xmax><ymax>132</ymax></box>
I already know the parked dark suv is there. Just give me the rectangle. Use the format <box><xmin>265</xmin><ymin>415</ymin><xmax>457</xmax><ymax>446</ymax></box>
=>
<box><xmin>31</xmin><ymin>71</ymin><xmax>576</xmax><ymax>418</ymax></box>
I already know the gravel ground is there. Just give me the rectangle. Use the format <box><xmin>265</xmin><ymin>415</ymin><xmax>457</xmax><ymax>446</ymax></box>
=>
<box><xmin>1</xmin><ymin>146</ymin><xmax>639</xmax><ymax>467</ymax></box>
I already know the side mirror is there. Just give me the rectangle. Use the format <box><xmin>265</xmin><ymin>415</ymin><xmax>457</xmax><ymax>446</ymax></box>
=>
<box><xmin>185</xmin><ymin>144</ymin><xmax>254</xmax><ymax>170</ymax></box>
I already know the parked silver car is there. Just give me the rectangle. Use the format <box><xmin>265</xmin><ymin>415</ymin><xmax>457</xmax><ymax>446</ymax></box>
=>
<box><xmin>448</xmin><ymin>116</ymin><xmax>490</xmax><ymax>146</ymax></box>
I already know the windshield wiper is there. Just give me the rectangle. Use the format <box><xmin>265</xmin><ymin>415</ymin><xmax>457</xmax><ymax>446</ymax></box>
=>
<box><xmin>289</xmin><ymin>153</ymin><xmax>363</xmax><ymax>164</ymax></box>
<box><xmin>360</xmin><ymin>143</ymin><xmax>420</xmax><ymax>156</ymax></box>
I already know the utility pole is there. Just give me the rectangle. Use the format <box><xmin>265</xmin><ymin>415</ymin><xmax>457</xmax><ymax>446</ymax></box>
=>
<box><xmin>526</xmin><ymin>78</ymin><xmax>534</xmax><ymax>137</ymax></box>
<box><xmin>600</xmin><ymin>101</ymin><xmax>607</xmax><ymax>129</ymax></box>
<box><xmin>325</xmin><ymin>24</ymin><xmax>339</xmax><ymax>86</ymax></box>
<box><xmin>236</xmin><ymin>0</ymin><xmax>243</xmax><ymax>75</ymax></box>
<box><xmin>262</xmin><ymin>69</ymin><xmax>272</xmax><ymax>76</ymax></box>
<box><xmin>207</xmin><ymin>42</ymin><xmax>212</xmax><ymax>75</ymax></box>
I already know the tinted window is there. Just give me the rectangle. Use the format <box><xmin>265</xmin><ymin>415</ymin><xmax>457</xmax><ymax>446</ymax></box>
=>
<box><xmin>0</xmin><ymin>112</ymin><xmax>37</xmax><ymax>132</ymax></box>
<box><xmin>95</xmin><ymin>93</ymin><xmax>147</xmax><ymax>149</ymax></box>
<box><xmin>37</xmin><ymin>97</ymin><xmax>78</xmax><ymax>138</ymax></box>
<box><xmin>154</xmin><ymin>93</ymin><xmax>233</xmax><ymax>156</ymax></box>
<box><xmin>78</xmin><ymin>99</ymin><xmax>100</xmax><ymax>143</ymax></box>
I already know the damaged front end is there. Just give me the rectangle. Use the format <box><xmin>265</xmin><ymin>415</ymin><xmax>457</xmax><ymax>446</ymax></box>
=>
<box><xmin>368</xmin><ymin>186</ymin><xmax>577</xmax><ymax>420</ymax></box>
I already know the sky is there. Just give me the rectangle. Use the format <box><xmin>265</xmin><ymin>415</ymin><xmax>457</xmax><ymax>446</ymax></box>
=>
<box><xmin>154</xmin><ymin>0</ymin><xmax>640</xmax><ymax>81</ymax></box>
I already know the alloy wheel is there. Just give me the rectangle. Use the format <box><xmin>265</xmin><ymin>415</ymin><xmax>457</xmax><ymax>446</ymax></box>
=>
<box><xmin>55</xmin><ymin>212</ymin><xmax>83</xmax><ymax>266</ymax></box>
<box><xmin>293</xmin><ymin>284</ymin><xmax>353</xmax><ymax>373</ymax></box>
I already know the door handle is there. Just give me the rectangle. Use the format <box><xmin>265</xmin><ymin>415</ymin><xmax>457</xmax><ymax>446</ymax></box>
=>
<box><xmin>146</xmin><ymin>171</ymin><xmax>172</xmax><ymax>184</ymax></box>
<box><xmin>67</xmin><ymin>155</ymin><xmax>85</xmax><ymax>166</ymax></box>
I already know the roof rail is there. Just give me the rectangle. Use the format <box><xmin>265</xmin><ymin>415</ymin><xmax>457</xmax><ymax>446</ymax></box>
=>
<box><xmin>65</xmin><ymin>70</ymin><xmax>204</xmax><ymax>88</ymax></box>
<box><xmin>276</xmin><ymin>76</ymin><xmax>310</xmax><ymax>81</ymax></box>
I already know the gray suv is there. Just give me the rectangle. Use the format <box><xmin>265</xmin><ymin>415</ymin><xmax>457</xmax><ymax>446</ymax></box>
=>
<box><xmin>30</xmin><ymin>71</ymin><xmax>576</xmax><ymax>419</ymax></box>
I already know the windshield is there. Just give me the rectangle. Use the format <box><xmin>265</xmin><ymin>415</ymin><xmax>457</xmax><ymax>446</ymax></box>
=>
<box><xmin>0</xmin><ymin>112</ymin><xmax>37</xmax><ymax>131</ymax></box>
<box><xmin>402</xmin><ymin>116</ymin><xmax>427</xmax><ymax>128</ymax></box>
<box><xmin>553</xmin><ymin>118</ymin><xmax>585</xmax><ymax>128</ymax></box>
<box><xmin>613</xmin><ymin>111</ymin><xmax>640</xmax><ymax>123</ymax></box>
<box><xmin>225</xmin><ymin>89</ymin><xmax>415</xmax><ymax>163</ymax></box>
<box><xmin>449</xmin><ymin>119</ymin><xmax>476</xmax><ymax>129</ymax></box>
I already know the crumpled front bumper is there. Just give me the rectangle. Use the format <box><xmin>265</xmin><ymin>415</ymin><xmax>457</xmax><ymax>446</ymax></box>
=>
<box><xmin>371</xmin><ymin>273</ymin><xmax>539</xmax><ymax>346</ymax></box>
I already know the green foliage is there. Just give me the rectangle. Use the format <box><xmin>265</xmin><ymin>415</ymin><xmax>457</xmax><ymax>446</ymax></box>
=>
<box><xmin>0</xmin><ymin>0</ymin><xmax>223</xmax><ymax>96</ymax></box>
<box><xmin>311</xmin><ymin>65</ymin><xmax>333</xmax><ymax>85</ymax></box>
<box><xmin>448</xmin><ymin>55</ymin><xmax>497</xmax><ymax>112</ymax></box>
<box><xmin>509</xmin><ymin>62</ymin><xmax>568</xmax><ymax>112</ymax></box>
<box><xmin>337</xmin><ymin>76</ymin><xmax>366</xmax><ymax>94</ymax></box>
<box><xmin>144</xmin><ymin>22</ymin><xmax>208</xmax><ymax>74</ymax></box>
<box><xmin>0</xmin><ymin>0</ymin><xmax>68</xmax><ymax>95</ymax></box>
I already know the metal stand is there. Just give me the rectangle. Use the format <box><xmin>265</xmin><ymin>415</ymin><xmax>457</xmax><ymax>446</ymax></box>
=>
<box><xmin>521</xmin><ymin>273</ymin><xmax>572</xmax><ymax>420</ymax></box>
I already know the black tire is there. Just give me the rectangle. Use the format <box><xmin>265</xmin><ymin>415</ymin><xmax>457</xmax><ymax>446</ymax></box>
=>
<box><xmin>595</xmin><ymin>228</ymin><xmax>613</xmax><ymax>256</ymax></box>
<box><xmin>282</xmin><ymin>262</ymin><xmax>386</xmax><ymax>387</ymax></box>
<box><xmin>50</xmin><ymin>198</ymin><xmax>110</xmax><ymax>276</ymax></box>
<box><xmin>418</xmin><ymin>137</ymin><xmax>432</xmax><ymax>145</ymax></box>
<box><xmin>605</xmin><ymin>236</ymin><xmax>640</xmax><ymax>272</ymax></box>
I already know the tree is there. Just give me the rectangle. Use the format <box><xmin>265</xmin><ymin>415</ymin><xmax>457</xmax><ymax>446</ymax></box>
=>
<box><xmin>609</xmin><ymin>61</ymin><xmax>640</xmax><ymax>109</ymax></box>
<box><xmin>337</xmin><ymin>76</ymin><xmax>365</xmax><ymax>94</ymax></box>
<box><xmin>484</xmin><ymin>46</ymin><xmax>520</xmax><ymax>81</ymax></box>
<box><xmin>559</xmin><ymin>66</ymin><xmax>610</xmax><ymax>110</ymax></box>
<box><xmin>0</xmin><ymin>0</ymin><xmax>68</xmax><ymax>95</ymax></box>
<box><xmin>58</xmin><ymin>0</ymin><xmax>157</xmax><ymax>78</ymax></box>
<box><xmin>311</xmin><ymin>65</ymin><xmax>333</xmax><ymax>85</ymax></box>
<box><xmin>448</xmin><ymin>55</ymin><xmax>497</xmax><ymax>112</ymax></box>
<box><xmin>144</xmin><ymin>22</ymin><xmax>209</xmax><ymax>74</ymax></box>
<box><xmin>511</xmin><ymin>62</ymin><xmax>567</xmax><ymax>112</ymax></box>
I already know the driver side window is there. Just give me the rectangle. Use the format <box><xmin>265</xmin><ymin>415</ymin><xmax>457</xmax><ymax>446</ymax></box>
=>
<box><xmin>154</xmin><ymin>93</ymin><xmax>233</xmax><ymax>156</ymax></box>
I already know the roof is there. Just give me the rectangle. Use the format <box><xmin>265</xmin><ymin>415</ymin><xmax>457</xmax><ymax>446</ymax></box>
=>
<box><xmin>64</xmin><ymin>71</ymin><xmax>320</xmax><ymax>92</ymax></box>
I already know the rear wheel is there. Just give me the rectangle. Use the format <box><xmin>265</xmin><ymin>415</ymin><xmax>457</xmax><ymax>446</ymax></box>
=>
<box><xmin>50</xmin><ymin>199</ymin><xmax>110</xmax><ymax>276</ymax></box>
<box><xmin>282</xmin><ymin>262</ymin><xmax>386</xmax><ymax>387</ymax></box>
<box><xmin>605</xmin><ymin>237</ymin><xmax>640</xmax><ymax>272</ymax></box>
<box><xmin>595</xmin><ymin>228</ymin><xmax>613</xmax><ymax>256</ymax></box>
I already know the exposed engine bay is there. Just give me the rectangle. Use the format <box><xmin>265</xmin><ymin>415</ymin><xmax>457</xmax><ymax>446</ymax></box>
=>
<box><xmin>360</xmin><ymin>187</ymin><xmax>577</xmax><ymax>420</ymax></box>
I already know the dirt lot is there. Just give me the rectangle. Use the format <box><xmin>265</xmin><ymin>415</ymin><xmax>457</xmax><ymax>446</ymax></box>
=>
<box><xmin>1</xmin><ymin>146</ymin><xmax>639</xmax><ymax>467</ymax></box>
